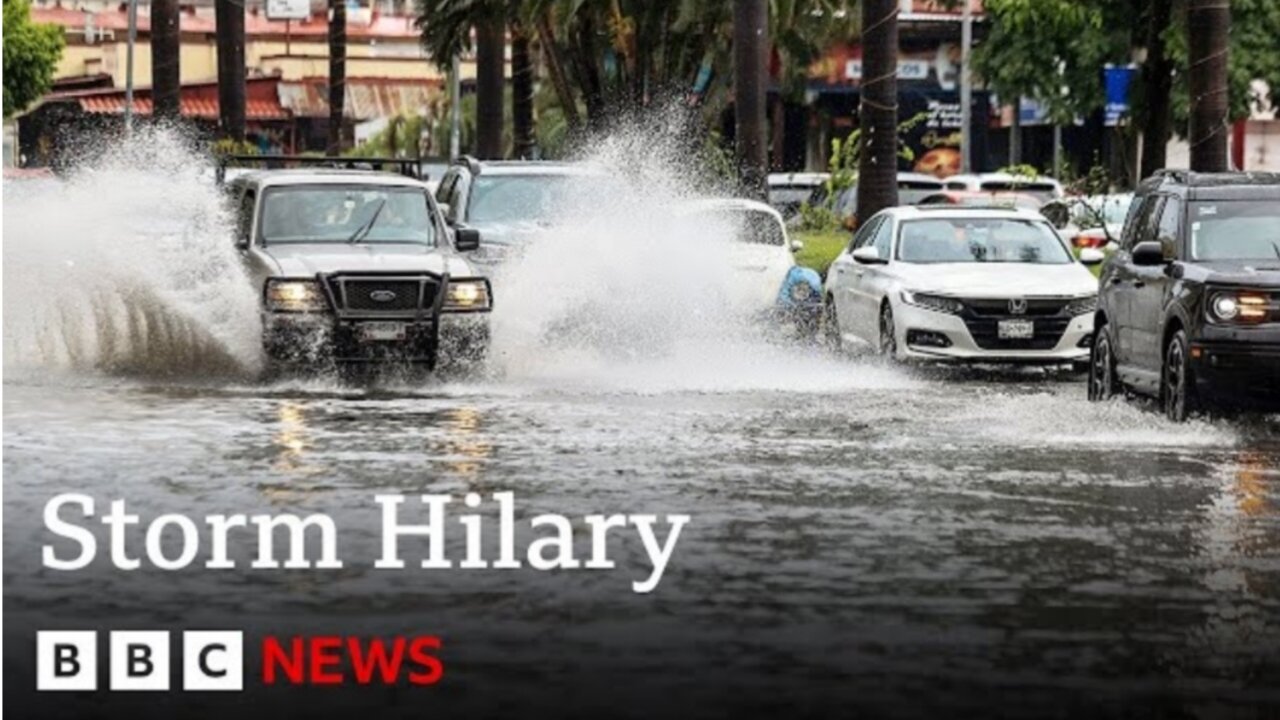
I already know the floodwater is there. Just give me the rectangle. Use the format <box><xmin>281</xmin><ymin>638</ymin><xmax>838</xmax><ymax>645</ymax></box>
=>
<box><xmin>4</xmin><ymin>132</ymin><xmax>1280</xmax><ymax>718</ymax></box>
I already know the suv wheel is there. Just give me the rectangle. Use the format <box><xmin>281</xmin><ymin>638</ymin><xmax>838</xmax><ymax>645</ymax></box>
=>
<box><xmin>879</xmin><ymin>303</ymin><xmax>898</xmax><ymax>359</ymax></box>
<box><xmin>1087</xmin><ymin>324</ymin><xmax>1117</xmax><ymax>401</ymax></box>
<box><xmin>1162</xmin><ymin>329</ymin><xmax>1198</xmax><ymax>422</ymax></box>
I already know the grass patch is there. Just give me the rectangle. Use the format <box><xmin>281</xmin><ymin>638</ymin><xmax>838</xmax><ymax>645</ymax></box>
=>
<box><xmin>793</xmin><ymin>229</ymin><xmax>849</xmax><ymax>277</ymax></box>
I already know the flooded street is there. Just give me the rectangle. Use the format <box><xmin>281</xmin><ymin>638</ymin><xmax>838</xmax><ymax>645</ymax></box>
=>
<box><xmin>4</xmin><ymin>140</ymin><xmax>1280</xmax><ymax>717</ymax></box>
<box><xmin>6</xmin><ymin>362</ymin><xmax>1280</xmax><ymax>716</ymax></box>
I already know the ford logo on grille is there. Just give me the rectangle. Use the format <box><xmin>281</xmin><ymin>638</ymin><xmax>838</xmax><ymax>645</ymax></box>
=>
<box><xmin>369</xmin><ymin>290</ymin><xmax>398</xmax><ymax>303</ymax></box>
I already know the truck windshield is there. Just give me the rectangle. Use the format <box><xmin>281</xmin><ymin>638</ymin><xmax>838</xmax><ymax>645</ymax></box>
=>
<box><xmin>259</xmin><ymin>186</ymin><xmax>435</xmax><ymax>245</ymax></box>
<box><xmin>1189</xmin><ymin>200</ymin><xmax>1280</xmax><ymax>261</ymax></box>
<box><xmin>898</xmin><ymin>218</ymin><xmax>1072</xmax><ymax>264</ymax></box>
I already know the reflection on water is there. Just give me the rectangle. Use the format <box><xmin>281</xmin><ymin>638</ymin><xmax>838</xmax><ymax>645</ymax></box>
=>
<box><xmin>272</xmin><ymin>400</ymin><xmax>319</xmax><ymax>477</ymax></box>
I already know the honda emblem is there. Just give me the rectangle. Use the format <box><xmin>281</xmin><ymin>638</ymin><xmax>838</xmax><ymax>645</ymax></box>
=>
<box><xmin>1009</xmin><ymin>298</ymin><xmax>1028</xmax><ymax>315</ymax></box>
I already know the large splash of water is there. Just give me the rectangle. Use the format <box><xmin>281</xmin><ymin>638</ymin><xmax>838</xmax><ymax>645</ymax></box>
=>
<box><xmin>3</xmin><ymin>128</ymin><xmax>261</xmax><ymax>379</ymax></box>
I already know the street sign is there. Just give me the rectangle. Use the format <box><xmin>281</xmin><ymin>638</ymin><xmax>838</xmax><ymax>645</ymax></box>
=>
<box><xmin>265</xmin><ymin>0</ymin><xmax>310</xmax><ymax>20</ymax></box>
<box><xmin>1104</xmin><ymin>65</ymin><xmax>1137</xmax><ymax>127</ymax></box>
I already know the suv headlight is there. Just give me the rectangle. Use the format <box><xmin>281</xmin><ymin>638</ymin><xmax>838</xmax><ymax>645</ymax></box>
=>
<box><xmin>1063</xmin><ymin>294</ymin><xmax>1098</xmax><ymax>318</ymax></box>
<box><xmin>265</xmin><ymin>279</ymin><xmax>327</xmax><ymax>312</ymax></box>
<box><xmin>443</xmin><ymin>279</ymin><xmax>492</xmax><ymax>312</ymax></box>
<box><xmin>1207</xmin><ymin>290</ymin><xmax>1271</xmax><ymax>324</ymax></box>
<box><xmin>901</xmin><ymin>290</ymin><xmax>964</xmax><ymax>315</ymax></box>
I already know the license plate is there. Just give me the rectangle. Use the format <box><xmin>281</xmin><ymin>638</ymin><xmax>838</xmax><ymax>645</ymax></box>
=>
<box><xmin>358</xmin><ymin>321</ymin><xmax>407</xmax><ymax>342</ymax></box>
<box><xmin>998</xmin><ymin>319</ymin><xmax>1035</xmax><ymax>339</ymax></box>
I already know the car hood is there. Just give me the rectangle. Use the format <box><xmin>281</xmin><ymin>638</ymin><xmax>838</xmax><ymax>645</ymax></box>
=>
<box><xmin>261</xmin><ymin>243</ymin><xmax>478</xmax><ymax>278</ymax></box>
<box><xmin>1188</xmin><ymin>261</ymin><xmax>1280</xmax><ymax>287</ymax></box>
<box><xmin>894</xmin><ymin>262</ymin><xmax>1097</xmax><ymax>298</ymax></box>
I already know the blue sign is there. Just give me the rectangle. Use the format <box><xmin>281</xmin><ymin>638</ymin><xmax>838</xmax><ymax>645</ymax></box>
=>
<box><xmin>1104</xmin><ymin>65</ymin><xmax>1137</xmax><ymax>127</ymax></box>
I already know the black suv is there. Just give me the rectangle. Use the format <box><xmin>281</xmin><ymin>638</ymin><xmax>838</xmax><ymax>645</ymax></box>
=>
<box><xmin>1088</xmin><ymin>171</ymin><xmax>1280</xmax><ymax>420</ymax></box>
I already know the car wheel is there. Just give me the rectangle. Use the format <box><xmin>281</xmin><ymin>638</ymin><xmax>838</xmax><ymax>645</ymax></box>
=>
<box><xmin>821</xmin><ymin>296</ymin><xmax>842</xmax><ymax>351</ymax></box>
<box><xmin>878</xmin><ymin>303</ymin><xmax>898</xmax><ymax>359</ymax></box>
<box><xmin>1162</xmin><ymin>329</ymin><xmax>1197</xmax><ymax>423</ymax></box>
<box><xmin>1087</xmin><ymin>324</ymin><xmax>1117</xmax><ymax>401</ymax></box>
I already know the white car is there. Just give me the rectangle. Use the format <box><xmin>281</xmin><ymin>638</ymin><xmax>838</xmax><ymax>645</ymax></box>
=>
<box><xmin>767</xmin><ymin>172</ymin><xmax>830</xmax><ymax>219</ymax></box>
<box><xmin>822</xmin><ymin>206</ymin><xmax>1104</xmax><ymax>365</ymax></box>
<box><xmin>944</xmin><ymin>173</ymin><xmax>1064</xmax><ymax>202</ymax></box>
<box><xmin>680</xmin><ymin>198</ymin><xmax>823</xmax><ymax>331</ymax></box>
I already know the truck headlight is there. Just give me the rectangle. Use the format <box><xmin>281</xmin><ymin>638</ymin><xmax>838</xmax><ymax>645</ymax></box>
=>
<box><xmin>265</xmin><ymin>279</ymin><xmax>327</xmax><ymax>312</ymax></box>
<box><xmin>901</xmin><ymin>289</ymin><xmax>964</xmax><ymax>315</ymax></box>
<box><xmin>443</xmin><ymin>279</ymin><xmax>491</xmax><ymax>312</ymax></box>
<box><xmin>1208</xmin><ymin>291</ymin><xmax>1269</xmax><ymax>323</ymax></box>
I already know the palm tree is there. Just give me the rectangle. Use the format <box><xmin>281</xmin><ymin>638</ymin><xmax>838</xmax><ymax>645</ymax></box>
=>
<box><xmin>328</xmin><ymin>0</ymin><xmax>347</xmax><ymax>155</ymax></box>
<box><xmin>1187</xmin><ymin>0</ymin><xmax>1229</xmax><ymax>172</ymax></box>
<box><xmin>511</xmin><ymin>18</ymin><xmax>536</xmax><ymax>158</ymax></box>
<box><xmin>856</xmin><ymin>0</ymin><xmax>899</xmax><ymax>221</ymax></box>
<box><xmin>215</xmin><ymin>0</ymin><xmax>245</xmax><ymax>141</ymax></box>
<box><xmin>150</xmin><ymin>0</ymin><xmax>181</xmax><ymax>122</ymax></box>
<box><xmin>475</xmin><ymin>13</ymin><xmax>506</xmax><ymax>158</ymax></box>
<box><xmin>733</xmin><ymin>0</ymin><xmax>768</xmax><ymax>198</ymax></box>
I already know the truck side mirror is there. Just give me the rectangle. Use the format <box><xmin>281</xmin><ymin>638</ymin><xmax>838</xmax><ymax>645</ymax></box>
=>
<box><xmin>455</xmin><ymin>226</ymin><xmax>481</xmax><ymax>252</ymax></box>
<box><xmin>1131</xmin><ymin>240</ymin><xmax>1166</xmax><ymax>266</ymax></box>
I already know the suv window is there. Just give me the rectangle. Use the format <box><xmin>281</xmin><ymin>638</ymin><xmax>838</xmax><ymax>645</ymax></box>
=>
<box><xmin>1124</xmin><ymin>195</ymin><xmax>1162</xmax><ymax>250</ymax></box>
<box><xmin>238</xmin><ymin>189</ymin><xmax>256</xmax><ymax>245</ymax></box>
<box><xmin>1155</xmin><ymin>196</ymin><xmax>1182</xmax><ymax>260</ymax></box>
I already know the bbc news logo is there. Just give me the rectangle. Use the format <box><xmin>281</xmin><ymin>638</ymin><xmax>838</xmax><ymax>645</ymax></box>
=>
<box><xmin>36</xmin><ymin>631</ymin><xmax>443</xmax><ymax>691</ymax></box>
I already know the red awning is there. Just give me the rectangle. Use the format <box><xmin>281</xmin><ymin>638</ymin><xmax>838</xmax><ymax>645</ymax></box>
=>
<box><xmin>76</xmin><ymin>95</ymin><xmax>289</xmax><ymax>121</ymax></box>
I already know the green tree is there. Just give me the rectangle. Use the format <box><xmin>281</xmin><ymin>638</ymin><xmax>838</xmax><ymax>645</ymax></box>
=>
<box><xmin>3</xmin><ymin>0</ymin><xmax>64</xmax><ymax>118</ymax></box>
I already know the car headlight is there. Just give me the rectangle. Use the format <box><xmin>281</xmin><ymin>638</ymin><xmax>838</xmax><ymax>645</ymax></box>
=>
<box><xmin>901</xmin><ymin>289</ymin><xmax>964</xmax><ymax>315</ymax></box>
<box><xmin>789</xmin><ymin>281</ymin><xmax>815</xmax><ymax>302</ymax></box>
<box><xmin>1207</xmin><ymin>290</ymin><xmax>1270</xmax><ymax>324</ymax></box>
<box><xmin>264</xmin><ymin>279</ymin><xmax>327</xmax><ymax>312</ymax></box>
<box><xmin>443</xmin><ymin>279</ymin><xmax>492</xmax><ymax>312</ymax></box>
<box><xmin>1063</xmin><ymin>294</ymin><xmax>1098</xmax><ymax>317</ymax></box>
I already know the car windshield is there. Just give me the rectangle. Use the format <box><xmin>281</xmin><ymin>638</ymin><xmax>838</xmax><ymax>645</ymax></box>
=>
<box><xmin>467</xmin><ymin>174</ymin><xmax>599</xmax><ymax>224</ymax></box>
<box><xmin>691</xmin><ymin>209</ymin><xmax>786</xmax><ymax>246</ymax></box>
<box><xmin>898</xmin><ymin>218</ymin><xmax>1072</xmax><ymax>264</ymax></box>
<box><xmin>1189</xmin><ymin>200</ymin><xmax>1280</xmax><ymax>261</ymax></box>
<box><xmin>259</xmin><ymin>186</ymin><xmax>435</xmax><ymax>245</ymax></box>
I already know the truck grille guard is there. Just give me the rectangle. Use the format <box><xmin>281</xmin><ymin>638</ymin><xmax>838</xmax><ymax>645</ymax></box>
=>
<box><xmin>317</xmin><ymin>271</ymin><xmax>448</xmax><ymax>322</ymax></box>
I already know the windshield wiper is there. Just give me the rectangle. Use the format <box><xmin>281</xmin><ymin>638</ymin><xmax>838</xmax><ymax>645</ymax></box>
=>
<box><xmin>347</xmin><ymin>199</ymin><xmax>387</xmax><ymax>244</ymax></box>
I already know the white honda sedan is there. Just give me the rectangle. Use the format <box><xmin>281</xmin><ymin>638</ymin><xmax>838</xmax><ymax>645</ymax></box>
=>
<box><xmin>822</xmin><ymin>206</ymin><xmax>1104</xmax><ymax>365</ymax></box>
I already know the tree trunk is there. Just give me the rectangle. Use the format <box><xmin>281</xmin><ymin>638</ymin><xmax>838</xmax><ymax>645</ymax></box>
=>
<box><xmin>215</xmin><ymin>0</ymin><xmax>245</xmax><ymax>142</ymax></box>
<box><xmin>856</xmin><ymin>0</ymin><xmax>899</xmax><ymax>222</ymax></box>
<box><xmin>1187</xmin><ymin>0</ymin><xmax>1230</xmax><ymax>172</ymax></box>
<box><xmin>150</xmin><ymin>0</ymin><xmax>181</xmax><ymax>122</ymax></box>
<box><xmin>1009</xmin><ymin>98</ymin><xmax>1022</xmax><ymax>165</ymax></box>
<box><xmin>475</xmin><ymin>14</ymin><xmax>505</xmax><ymax>159</ymax></box>
<box><xmin>535</xmin><ymin>13</ymin><xmax>580</xmax><ymax>131</ymax></box>
<box><xmin>511</xmin><ymin>22</ymin><xmax>536</xmax><ymax>159</ymax></box>
<box><xmin>1139</xmin><ymin>0</ymin><xmax>1174</xmax><ymax>178</ymax></box>
<box><xmin>327</xmin><ymin>0</ymin><xmax>347</xmax><ymax>155</ymax></box>
<box><xmin>733</xmin><ymin>0</ymin><xmax>768</xmax><ymax>200</ymax></box>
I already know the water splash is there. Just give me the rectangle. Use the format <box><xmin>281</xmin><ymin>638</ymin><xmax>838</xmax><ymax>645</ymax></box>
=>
<box><xmin>3</xmin><ymin>127</ymin><xmax>261</xmax><ymax>379</ymax></box>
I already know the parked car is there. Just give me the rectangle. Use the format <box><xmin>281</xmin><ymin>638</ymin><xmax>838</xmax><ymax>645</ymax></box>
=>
<box><xmin>822</xmin><ymin>206</ymin><xmax>1103</xmax><ymax>365</ymax></box>
<box><xmin>434</xmin><ymin>157</ymin><xmax>611</xmax><ymax>266</ymax></box>
<box><xmin>1088</xmin><ymin>171</ymin><xmax>1280</xmax><ymax>421</ymax></box>
<box><xmin>943</xmin><ymin>173</ymin><xmax>1064</xmax><ymax>202</ymax></box>
<box><xmin>767</xmin><ymin>172</ymin><xmax>830</xmax><ymax>220</ymax></box>
<box><xmin>225</xmin><ymin>167</ymin><xmax>492</xmax><ymax>374</ymax></box>
<box><xmin>679</xmin><ymin>198</ymin><xmax>823</xmax><ymax>333</ymax></box>
<box><xmin>918</xmin><ymin>190</ymin><xmax>1045</xmax><ymax>211</ymax></box>
<box><xmin>809</xmin><ymin>172</ymin><xmax>945</xmax><ymax>229</ymax></box>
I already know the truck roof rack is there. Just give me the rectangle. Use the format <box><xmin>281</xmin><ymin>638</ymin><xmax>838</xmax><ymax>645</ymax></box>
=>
<box><xmin>216</xmin><ymin>154</ymin><xmax>423</xmax><ymax>183</ymax></box>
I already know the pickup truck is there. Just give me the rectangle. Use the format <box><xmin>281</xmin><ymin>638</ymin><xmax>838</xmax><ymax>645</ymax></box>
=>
<box><xmin>224</xmin><ymin>167</ymin><xmax>491</xmax><ymax>375</ymax></box>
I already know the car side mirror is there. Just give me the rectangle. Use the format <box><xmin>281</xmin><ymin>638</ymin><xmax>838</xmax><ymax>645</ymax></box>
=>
<box><xmin>455</xmin><ymin>226</ymin><xmax>481</xmax><ymax>252</ymax></box>
<box><xmin>1131</xmin><ymin>240</ymin><xmax>1165</xmax><ymax>266</ymax></box>
<box><xmin>1041</xmin><ymin>201</ymin><xmax>1071</xmax><ymax>229</ymax></box>
<box><xmin>851</xmin><ymin>246</ymin><xmax>885</xmax><ymax>264</ymax></box>
<box><xmin>790</xmin><ymin>239</ymin><xmax>804</xmax><ymax>252</ymax></box>
<box><xmin>1078</xmin><ymin>248</ymin><xmax>1105</xmax><ymax>266</ymax></box>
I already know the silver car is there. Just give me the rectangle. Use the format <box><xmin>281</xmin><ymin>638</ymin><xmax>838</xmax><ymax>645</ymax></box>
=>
<box><xmin>225</xmin><ymin>169</ymin><xmax>491</xmax><ymax>373</ymax></box>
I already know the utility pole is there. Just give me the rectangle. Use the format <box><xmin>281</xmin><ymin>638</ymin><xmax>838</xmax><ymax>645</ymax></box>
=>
<box><xmin>124</xmin><ymin>0</ymin><xmax>138</xmax><ymax>134</ymax></box>
<box><xmin>151</xmin><ymin>0</ymin><xmax>182</xmax><ymax>122</ymax></box>
<box><xmin>733</xmin><ymin>0</ymin><xmax>768</xmax><ymax>200</ymax></box>
<box><xmin>1187</xmin><ymin>0</ymin><xmax>1230</xmax><ymax>172</ymax></box>
<box><xmin>327</xmin><ymin>0</ymin><xmax>347</xmax><ymax>155</ymax></box>
<box><xmin>959</xmin><ymin>0</ymin><xmax>973</xmax><ymax>173</ymax></box>
<box><xmin>856</xmin><ymin>0</ymin><xmax>900</xmax><ymax>221</ymax></box>
<box><xmin>215</xmin><ymin>0</ymin><xmax>246</xmax><ymax>142</ymax></box>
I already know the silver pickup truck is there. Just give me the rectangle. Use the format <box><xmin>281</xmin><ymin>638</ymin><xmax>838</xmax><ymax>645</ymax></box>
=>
<box><xmin>224</xmin><ymin>168</ymin><xmax>491</xmax><ymax>374</ymax></box>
